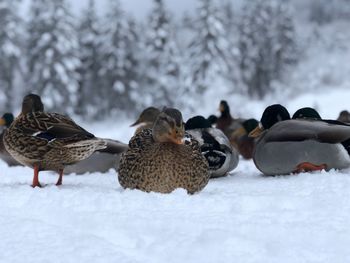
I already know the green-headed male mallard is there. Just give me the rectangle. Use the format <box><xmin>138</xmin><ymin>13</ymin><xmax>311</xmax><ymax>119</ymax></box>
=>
<box><xmin>130</xmin><ymin>107</ymin><xmax>160</xmax><ymax>134</ymax></box>
<box><xmin>250</xmin><ymin>104</ymin><xmax>350</xmax><ymax>176</ymax></box>
<box><xmin>292</xmin><ymin>107</ymin><xmax>322</xmax><ymax>120</ymax></box>
<box><xmin>3</xmin><ymin>94</ymin><xmax>107</xmax><ymax>187</ymax></box>
<box><xmin>185</xmin><ymin>115</ymin><xmax>239</xmax><ymax>178</ymax></box>
<box><xmin>118</xmin><ymin>108</ymin><xmax>209</xmax><ymax>194</ymax></box>
<box><xmin>0</xmin><ymin>113</ymin><xmax>22</xmax><ymax>166</ymax></box>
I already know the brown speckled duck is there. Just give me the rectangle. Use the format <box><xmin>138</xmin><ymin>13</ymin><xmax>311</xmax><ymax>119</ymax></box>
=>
<box><xmin>0</xmin><ymin>113</ymin><xmax>22</xmax><ymax>166</ymax></box>
<box><xmin>3</xmin><ymin>94</ymin><xmax>107</xmax><ymax>187</ymax></box>
<box><xmin>118</xmin><ymin>108</ymin><xmax>210</xmax><ymax>194</ymax></box>
<box><xmin>130</xmin><ymin>107</ymin><xmax>160</xmax><ymax>134</ymax></box>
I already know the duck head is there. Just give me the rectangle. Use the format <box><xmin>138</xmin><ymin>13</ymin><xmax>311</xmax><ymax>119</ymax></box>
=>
<box><xmin>0</xmin><ymin>113</ymin><xmax>14</xmax><ymax>127</ymax></box>
<box><xmin>207</xmin><ymin>115</ymin><xmax>218</xmax><ymax>126</ymax></box>
<box><xmin>152</xmin><ymin>108</ymin><xmax>185</xmax><ymax>144</ymax></box>
<box><xmin>292</xmin><ymin>107</ymin><xmax>321</xmax><ymax>120</ymax></box>
<box><xmin>130</xmin><ymin>107</ymin><xmax>160</xmax><ymax>127</ymax></box>
<box><xmin>219</xmin><ymin>100</ymin><xmax>230</xmax><ymax>117</ymax></box>
<box><xmin>249</xmin><ymin>104</ymin><xmax>290</xmax><ymax>137</ymax></box>
<box><xmin>21</xmin><ymin>94</ymin><xmax>44</xmax><ymax>115</ymax></box>
<box><xmin>185</xmin><ymin>116</ymin><xmax>211</xmax><ymax>130</ymax></box>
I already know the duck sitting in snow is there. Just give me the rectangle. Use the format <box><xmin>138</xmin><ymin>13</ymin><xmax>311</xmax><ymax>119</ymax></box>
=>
<box><xmin>249</xmin><ymin>104</ymin><xmax>350</xmax><ymax>176</ymax></box>
<box><xmin>130</xmin><ymin>107</ymin><xmax>160</xmax><ymax>134</ymax></box>
<box><xmin>0</xmin><ymin>113</ymin><xmax>22</xmax><ymax>166</ymax></box>
<box><xmin>185</xmin><ymin>115</ymin><xmax>239</xmax><ymax>178</ymax></box>
<box><xmin>3</xmin><ymin>94</ymin><xmax>107</xmax><ymax>187</ymax></box>
<box><xmin>337</xmin><ymin>110</ymin><xmax>350</xmax><ymax>123</ymax></box>
<box><xmin>292</xmin><ymin>107</ymin><xmax>322</xmax><ymax>120</ymax></box>
<box><xmin>230</xmin><ymin>118</ymin><xmax>258</xmax><ymax>160</ymax></box>
<box><xmin>118</xmin><ymin>108</ymin><xmax>210</xmax><ymax>194</ymax></box>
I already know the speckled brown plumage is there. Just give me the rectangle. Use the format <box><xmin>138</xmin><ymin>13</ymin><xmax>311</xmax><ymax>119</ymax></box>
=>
<box><xmin>118</xmin><ymin>129</ymin><xmax>210</xmax><ymax>194</ymax></box>
<box><xmin>4</xmin><ymin>111</ymin><xmax>106</xmax><ymax>171</ymax></box>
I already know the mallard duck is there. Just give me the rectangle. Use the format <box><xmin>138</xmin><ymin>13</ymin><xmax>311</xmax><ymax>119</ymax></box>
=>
<box><xmin>292</xmin><ymin>107</ymin><xmax>321</xmax><ymax>120</ymax></box>
<box><xmin>0</xmin><ymin>113</ymin><xmax>22</xmax><ymax>166</ymax></box>
<box><xmin>207</xmin><ymin>115</ymin><xmax>218</xmax><ymax>127</ymax></box>
<box><xmin>130</xmin><ymin>107</ymin><xmax>160</xmax><ymax>134</ymax></box>
<box><xmin>118</xmin><ymin>108</ymin><xmax>209</xmax><ymax>194</ymax></box>
<box><xmin>64</xmin><ymin>139</ymin><xmax>128</xmax><ymax>174</ymax></box>
<box><xmin>216</xmin><ymin>100</ymin><xmax>243</xmax><ymax>137</ymax></box>
<box><xmin>337</xmin><ymin>110</ymin><xmax>350</xmax><ymax>123</ymax></box>
<box><xmin>250</xmin><ymin>104</ymin><xmax>350</xmax><ymax>176</ymax></box>
<box><xmin>185</xmin><ymin>115</ymin><xmax>239</xmax><ymax>178</ymax></box>
<box><xmin>230</xmin><ymin>118</ymin><xmax>258</xmax><ymax>159</ymax></box>
<box><xmin>3</xmin><ymin>94</ymin><xmax>107</xmax><ymax>187</ymax></box>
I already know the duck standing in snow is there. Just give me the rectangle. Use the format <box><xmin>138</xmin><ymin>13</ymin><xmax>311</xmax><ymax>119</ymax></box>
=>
<box><xmin>118</xmin><ymin>108</ymin><xmax>209</xmax><ymax>194</ymax></box>
<box><xmin>250</xmin><ymin>104</ymin><xmax>350</xmax><ymax>176</ymax></box>
<box><xmin>230</xmin><ymin>118</ymin><xmax>258</xmax><ymax>159</ymax></box>
<box><xmin>130</xmin><ymin>107</ymin><xmax>160</xmax><ymax>134</ymax></box>
<box><xmin>185</xmin><ymin>116</ymin><xmax>239</xmax><ymax>178</ymax></box>
<box><xmin>0</xmin><ymin>113</ymin><xmax>22</xmax><ymax>166</ymax></box>
<box><xmin>3</xmin><ymin>94</ymin><xmax>107</xmax><ymax>187</ymax></box>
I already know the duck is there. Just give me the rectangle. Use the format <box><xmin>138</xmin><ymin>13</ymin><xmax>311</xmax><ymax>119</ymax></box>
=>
<box><xmin>337</xmin><ymin>110</ymin><xmax>350</xmax><ymax>123</ymax></box>
<box><xmin>230</xmin><ymin>118</ymin><xmax>258</xmax><ymax>159</ymax></box>
<box><xmin>64</xmin><ymin>138</ymin><xmax>128</xmax><ymax>174</ymax></box>
<box><xmin>3</xmin><ymin>94</ymin><xmax>107</xmax><ymax>187</ymax></box>
<box><xmin>207</xmin><ymin>115</ymin><xmax>218</xmax><ymax>127</ymax></box>
<box><xmin>292</xmin><ymin>107</ymin><xmax>321</xmax><ymax>120</ymax></box>
<box><xmin>118</xmin><ymin>108</ymin><xmax>210</xmax><ymax>194</ymax></box>
<box><xmin>249</xmin><ymin>104</ymin><xmax>350</xmax><ymax>176</ymax></box>
<box><xmin>130</xmin><ymin>107</ymin><xmax>160</xmax><ymax>134</ymax></box>
<box><xmin>215</xmin><ymin>100</ymin><xmax>243</xmax><ymax>137</ymax></box>
<box><xmin>185</xmin><ymin>115</ymin><xmax>239</xmax><ymax>178</ymax></box>
<box><xmin>0</xmin><ymin>113</ymin><xmax>22</xmax><ymax>166</ymax></box>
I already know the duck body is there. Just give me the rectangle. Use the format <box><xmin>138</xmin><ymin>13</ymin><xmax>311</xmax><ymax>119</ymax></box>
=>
<box><xmin>119</xmin><ymin>129</ymin><xmax>209</xmax><ymax>194</ymax></box>
<box><xmin>254</xmin><ymin>119</ymin><xmax>350</xmax><ymax>175</ymax></box>
<box><xmin>119</xmin><ymin>108</ymin><xmax>209</xmax><ymax>194</ymax></box>
<box><xmin>185</xmin><ymin>116</ymin><xmax>238</xmax><ymax>178</ymax></box>
<box><xmin>0</xmin><ymin>113</ymin><xmax>21</xmax><ymax>166</ymax></box>
<box><xmin>4</xmin><ymin>111</ymin><xmax>106</xmax><ymax>171</ymax></box>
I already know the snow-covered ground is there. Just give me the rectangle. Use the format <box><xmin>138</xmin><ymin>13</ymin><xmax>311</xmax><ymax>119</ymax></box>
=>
<box><xmin>3</xmin><ymin>88</ymin><xmax>350</xmax><ymax>263</ymax></box>
<box><xmin>2</xmin><ymin>157</ymin><xmax>350</xmax><ymax>263</ymax></box>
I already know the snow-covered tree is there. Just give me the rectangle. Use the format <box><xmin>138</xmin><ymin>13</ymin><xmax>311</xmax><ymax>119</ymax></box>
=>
<box><xmin>0</xmin><ymin>0</ymin><xmax>22</xmax><ymax>112</ymax></box>
<box><xmin>142</xmin><ymin>0</ymin><xmax>182</xmax><ymax>107</ymax></box>
<box><xmin>186</xmin><ymin>0</ymin><xmax>234</xmax><ymax>93</ymax></box>
<box><xmin>238</xmin><ymin>0</ymin><xmax>298</xmax><ymax>98</ymax></box>
<box><xmin>99</xmin><ymin>0</ymin><xmax>141</xmax><ymax>115</ymax></box>
<box><xmin>27</xmin><ymin>0</ymin><xmax>80</xmax><ymax>113</ymax></box>
<box><xmin>77</xmin><ymin>0</ymin><xmax>103</xmax><ymax>117</ymax></box>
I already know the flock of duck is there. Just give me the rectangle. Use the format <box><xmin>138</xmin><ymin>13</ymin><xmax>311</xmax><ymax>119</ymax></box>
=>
<box><xmin>1</xmin><ymin>93</ymin><xmax>350</xmax><ymax>194</ymax></box>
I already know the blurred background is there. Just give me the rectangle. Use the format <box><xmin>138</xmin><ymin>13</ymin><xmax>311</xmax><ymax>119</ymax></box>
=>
<box><xmin>1</xmin><ymin>0</ymin><xmax>350</xmax><ymax>121</ymax></box>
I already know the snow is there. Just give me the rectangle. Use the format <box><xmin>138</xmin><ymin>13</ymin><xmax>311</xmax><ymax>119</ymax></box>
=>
<box><xmin>2</xmin><ymin>156</ymin><xmax>350</xmax><ymax>262</ymax></box>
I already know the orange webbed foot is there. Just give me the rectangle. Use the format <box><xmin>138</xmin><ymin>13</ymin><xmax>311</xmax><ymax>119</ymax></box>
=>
<box><xmin>294</xmin><ymin>162</ymin><xmax>327</xmax><ymax>173</ymax></box>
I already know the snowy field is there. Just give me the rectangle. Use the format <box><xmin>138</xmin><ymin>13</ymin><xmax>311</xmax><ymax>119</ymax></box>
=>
<box><xmin>2</xmin><ymin>88</ymin><xmax>350</xmax><ymax>263</ymax></box>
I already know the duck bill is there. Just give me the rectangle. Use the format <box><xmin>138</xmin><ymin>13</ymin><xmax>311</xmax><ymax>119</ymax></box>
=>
<box><xmin>249</xmin><ymin>126</ymin><xmax>264</xmax><ymax>138</ymax></box>
<box><xmin>130</xmin><ymin>119</ymin><xmax>141</xmax><ymax>127</ymax></box>
<box><xmin>0</xmin><ymin>118</ymin><xmax>5</xmax><ymax>126</ymax></box>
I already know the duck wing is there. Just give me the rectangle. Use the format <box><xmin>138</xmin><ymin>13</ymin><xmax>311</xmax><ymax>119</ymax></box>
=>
<box><xmin>17</xmin><ymin>112</ymin><xmax>94</xmax><ymax>142</ymax></box>
<box><xmin>265</xmin><ymin>119</ymin><xmax>350</xmax><ymax>143</ymax></box>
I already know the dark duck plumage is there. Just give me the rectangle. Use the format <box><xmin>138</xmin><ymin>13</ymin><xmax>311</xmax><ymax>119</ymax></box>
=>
<box><xmin>0</xmin><ymin>113</ymin><xmax>22</xmax><ymax>166</ymax></box>
<box><xmin>230</xmin><ymin>118</ymin><xmax>258</xmax><ymax>159</ymax></box>
<box><xmin>250</xmin><ymin>104</ymin><xmax>350</xmax><ymax>176</ymax></box>
<box><xmin>216</xmin><ymin>100</ymin><xmax>243</xmax><ymax>137</ymax></box>
<box><xmin>118</xmin><ymin>108</ymin><xmax>209</xmax><ymax>194</ymax></box>
<box><xmin>3</xmin><ymin>94</ymin><xmax>106</xmax><ymax>187</ymax></box>
<box><xmin>185</xmin><ymin>116</ymin><xmax>238</xmax><ymax>178</ymax></box>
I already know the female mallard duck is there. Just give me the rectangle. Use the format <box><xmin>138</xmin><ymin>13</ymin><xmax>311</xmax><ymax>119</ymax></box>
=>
<box><xmin>230</xmin><ymin>118</ymin><xmax>258</xmax><ymax>159</ymax></box>
<box><xmin>118</xmin><ymin>108</ymin><xmax>210</xmax><ymax>194</ymax></box>
<box><xmin>3</xmin><ymin>94</ymin><xmax>107</xmax><ymax>187</ymax></box>
<box><xmin>0</xmin><ymin>113</ymin><xmax>22</xmax><ymax>166</ymax></box>
<box><xmin>250</xmin><ymin>104</ymin><xmax>350</xmax><ymax>176</ymax></box>
<box><xmin>185</xmin><ymin>116</ymin><xmax>238</xmax><ymax>178</ymax></box>
<box><xmin>216</xmin><ymin>100</ymin><xmax>243</xmax><ymax>137</ymax></box>
<box><xmin>130</xmin><ymin>107</ymin><xmax>160</xmax><ymax>134</ymax></box>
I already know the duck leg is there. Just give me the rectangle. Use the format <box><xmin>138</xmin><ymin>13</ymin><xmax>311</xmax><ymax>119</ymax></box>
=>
<box><xmin>294</xmin><ymin>162</ymin><xmax>327</xmax><ymax>173</ymax></box>
<box><xmin>32</xmin><ymin>165</ymin><xmax>42</xmax><ymax>188</ymax></box>
<box><xmin>56</xmin><ymin>169</ymin><xmax>64</xmax><ymax>186</ymax></box>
